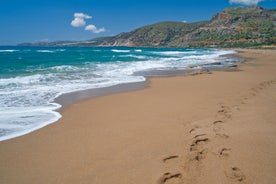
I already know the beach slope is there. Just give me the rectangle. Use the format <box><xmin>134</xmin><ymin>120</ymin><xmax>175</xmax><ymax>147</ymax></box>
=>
<box><xmin>0</xmin><ymin>49</ymin><xmax>276</xmax><ymax>184</ymax></box>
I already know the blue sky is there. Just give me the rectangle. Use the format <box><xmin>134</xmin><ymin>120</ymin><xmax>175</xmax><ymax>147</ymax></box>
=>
<box><xmin>0</xmin><ymin>0</ymin><xmax>275</xmax><ymax>45</ymax></box>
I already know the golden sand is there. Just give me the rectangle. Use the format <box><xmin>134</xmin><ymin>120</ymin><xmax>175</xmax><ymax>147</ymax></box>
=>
<box><xmin>0</xmin><ymin>49</ymin><xmax>276</xmax><ymax>184</ymax></box>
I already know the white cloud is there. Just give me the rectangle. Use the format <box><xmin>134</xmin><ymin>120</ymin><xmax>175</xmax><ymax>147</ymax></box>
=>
<box><xmin>71</xmin><ymin>18</ymin><xmax>86</xmax><ymax>27</ymax></box>
<box><xmin>71</xmin><ymin>12</ymin><xmax>105</xmax><ymax>33</ymax></box>
<box><xmin>85</xmin><ymin>24</ymin><xmax>106</xmax><ymax>33</ymax></box>
<box><xmin>229</xmin><ymin>0</ymin><xmax>264</xmax><ymax>5</ymax></box>
<box><xmin>74</xmin><ymin>13</ymin><xmax>92</xmax><ymax>19</ymax></box>
<box><xmin>71</xmin><ymin>13</ymin><xmax>92</xmax><ymax>27</ymax></box>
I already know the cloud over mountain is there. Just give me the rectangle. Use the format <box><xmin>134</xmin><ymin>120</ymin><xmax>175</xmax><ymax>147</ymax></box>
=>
<box><xmin>71</xmin><ymin>12</ymin><xmax>105</xmax><ymax>34</ymax></box>
<box><xmin>229</xmin><ymin>0</ymin><xmax>264</xmax><ymax>5</ymax></box>
<box><xmin>85</xmin><ymin>25</ymin><xmax>105</xmax><ymax>33</ymax></box>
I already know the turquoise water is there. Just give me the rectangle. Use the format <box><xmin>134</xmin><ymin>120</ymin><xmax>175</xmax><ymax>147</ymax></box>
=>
<box><xmin>0</xmin><ymin>46</ymin><xmax>236</xmax><ymax>141</ymax></box>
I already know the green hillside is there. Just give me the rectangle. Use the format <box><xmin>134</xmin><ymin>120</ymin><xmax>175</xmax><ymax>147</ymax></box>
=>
<box><xmin>20</xmin><ymin>6</ymin><xmax>276</xmax><ymax>48</ymax></box>
<box><xmin>94</xmin><ymin>6</ymin><xmax>276</xmax><ymax>48</ymax></box>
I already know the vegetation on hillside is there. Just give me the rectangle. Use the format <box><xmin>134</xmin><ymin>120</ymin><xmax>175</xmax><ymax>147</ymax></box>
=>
<box><xmin>97</xmin><ymin>6</ymin><xmax>276</xmax><ymax>48</ymax></box>
<box><xmin>20</xmin><ymin>6</ymin><xmax>276</xmax><ymax>48</ymax></box>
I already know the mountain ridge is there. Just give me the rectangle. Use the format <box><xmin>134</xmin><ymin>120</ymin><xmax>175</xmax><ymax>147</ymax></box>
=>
<box><xmin>19</xmin><ymin>6</ymin><xmax>276</xmax><ymax>48</ymax></box>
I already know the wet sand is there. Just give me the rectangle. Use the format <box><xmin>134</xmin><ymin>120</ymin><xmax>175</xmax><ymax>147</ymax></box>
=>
<box><xmin>0</xmin><ymin>49</ymin><xmax>276</xmax><ymax>184</ymax></box>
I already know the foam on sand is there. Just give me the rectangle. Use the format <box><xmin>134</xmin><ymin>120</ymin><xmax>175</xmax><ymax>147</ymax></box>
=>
<box><xmin>0</xmin><ymin>47</ymin><xmax>237</xmax><ymax>141</ymax></box>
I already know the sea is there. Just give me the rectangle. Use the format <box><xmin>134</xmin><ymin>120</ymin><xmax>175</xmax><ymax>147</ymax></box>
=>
<box><xmin>0</xmin><ymin>46</ymin><xmax>237</xmax><ymax>141</ymax></box>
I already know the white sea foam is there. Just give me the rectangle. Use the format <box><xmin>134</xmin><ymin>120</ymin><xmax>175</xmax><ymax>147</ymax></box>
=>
<box><xmin>119</xmin><ymin>54</ymin><xmax>148</xmax><ymax>59</ymax></box>
<box><xmin>111</xmin><ymin>49</ymin><xmax>131</xmax><ymax>53</ymax></box>
<box><xmin>150</xmin><ymin>50</ymin><xmax>198</xmax><ymax>56</ymax></box>
<box><xmin>0</xmin><ymin>110</ymin><xmax>61</xmax><ymax>141</ymax></box>
<box><xmin>0</xmin><ymin>74</ymin><xmax>46</xmax><ymax>86</ymax></box>
<box><xmin>37</xmin><ymin>50</ymin><xmax>55</xmax><ymax>53</ymax></box>
<box><xmin>50</xmin><ymin>65</ymin><xmax>80</xmax><ymax>72</ymax></box>
<box><xmin>56</xmin><ymin>49</ymin><xmax>66</xmax><ymax>52</ymax></box>
<box><xmin>0</xmin><ymin>65</ymin><xmax>147</xmax><ymax>140</ymax></box>
<box><xmin>0</xmin><ymin>48</ymin><xmax>237</xmax><ymax>141</ymax></box>
<box><xmin>0</xmin><ymin>49</ymin><xmax>19</xmax><ymax>52</ymax></box>
<box><xmin>156</xmin><ymin>51</ymin><xmax>190</xmax><ymax>55</ymax></box>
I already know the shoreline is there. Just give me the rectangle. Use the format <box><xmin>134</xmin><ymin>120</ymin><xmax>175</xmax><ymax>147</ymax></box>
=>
<box><xmin>0</xmin><ymin>48</ymin><xmax>239</xmax><ymax>142</ymax></box>
<box><xmin>0</xmin><ymin>49</ymin><xmax>275</xmax><ymax>184</ymax></box>
<box><xmin>55</xmin><ymin>50</ymin><xmax>241</xmax><ymax>109</ymax></box>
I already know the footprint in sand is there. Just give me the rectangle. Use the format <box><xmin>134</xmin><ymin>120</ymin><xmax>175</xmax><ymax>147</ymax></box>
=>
<box><xmin>194</xmin><ymin>149</ymin><xmax>208</xmax><ymax>161</ymax></box>
<box><xmin>213</xmin><ymin>120</ymin><xmax>223</xmax><ymax>125</ymax></box>
<box><xmin>158</xmin><ymin>172</ymin><xmax>182</xmax><ymax>184</ymax></box>
<box><xmin>215</xmin><ymin>133</ymin><xmax>229</xmax><ymax>139</ymax></box>
<box><xmin>212</xmin><ymin>119</ymin><xmax>227</xmax><ymax>135</ymax></box>
<box><xmin>225</xmin><ymin>167</ymin><xmax>246</xmax><ymax>182</ymax></box>
<box><xmin>190</xmin><ymin>137</ymin><xmax>209</xmax><ymax>151</ymax></box>
<box><xmin>219</xmin><ymin>148</ymin><xmax>231</xmax><ymax>157</ymax></box>
<box><xmin>194</xmin><ymin>134</ymin><xmax>207</xmax><ymax>138</ymax></box>
<box><xmin>218</xmin><ymin>105</ymin><xmax>232</xmax><ymax>119</ymax></box>
<box><xmin>247</xmin><ymin>80</ymin><xmax>276</xmax><ymax>99</ymax></box>
<box><xmin>162</xmin><ymin>155</ymin><xmax>179</xmax><ymax>163</ymax></box>
<box><xmin>189</xmin><ymin>128</ymin><xmax>196</xmax><ymax>133</ymax></box>
<box><xmin>213</xmin><ymin>125</ymin><xmax>224</xmax><ymax>134</ymax></box>
<box><xmin>189</xmin><ymin>125</ymin><xmax>200</xmax><ymax>134</ymax></box>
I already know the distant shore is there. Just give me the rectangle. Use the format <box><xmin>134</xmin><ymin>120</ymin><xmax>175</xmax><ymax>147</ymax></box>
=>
<box><xmin>0</xmin><ymin>49</ymin><xmax>275</xmax><ymax>184</ymax></box>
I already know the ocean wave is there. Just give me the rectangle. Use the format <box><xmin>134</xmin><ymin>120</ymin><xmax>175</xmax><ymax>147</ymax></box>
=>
<box><xmin>119</xmin><ymin>54</ymin><xmax>148</xmax><ymax>59</ymax></box>
<box><xmin>0</xmin><ymin>109</ymin><xmax>61</xmax><ymax>141</ymax></box>
<box><xmin>0</xmin><ymin>49</ymin><xmax>19</xmax><ymax>53</ymax></box>
<box><xmin>37</xmin><ymin>50</ymin><xmax>55</xmax><ymax>53</ymax></box>
<box><xmin>150</xmin><ymin>51</ymin><xmax>198</xmax><ymax>56</ymax></box>
<box><xmin>111</xmin><ymin>49</ymin><xmax>131</xmax><ymax>53</ymax></box>
<box><xmin>56</xmin><ymin>49</ymin><xmax>66</xmax><ymax>52</ymax></box>
<box><xmin>0</xmin><ymin>74</ymin><xmax>46</xmax><ymax>86</ymax></box>
<box><xmin>0</xmin><ymin>47</ymin><xmax>237</xmax><ymax>141</ymax></box>
<box><xmin>49</xmin><ymin>65</ymin><xmax>80</xmax><ymax>71</ymax></box>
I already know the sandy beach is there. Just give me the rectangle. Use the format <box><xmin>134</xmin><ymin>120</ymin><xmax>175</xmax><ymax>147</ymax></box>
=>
<box><xmin>0</xmin><ymin>49</ymin><xmax>276</xmax><ymax>184</ymax></box>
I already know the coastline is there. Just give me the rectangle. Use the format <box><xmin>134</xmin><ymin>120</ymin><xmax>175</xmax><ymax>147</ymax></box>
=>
<box><xmin>55</xmin><ymin>49</ymin><xmax>241</xmax><ymax>109</ymax></box>
<box><xmin>0</xmin><ymin>47</ymin><xmax>238</xmax><ymax>142</ymax></box>
<box><xmin>0</xmin><ymin>49</ymin><xmax>276</xmax><ymax>184</ymax></box>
